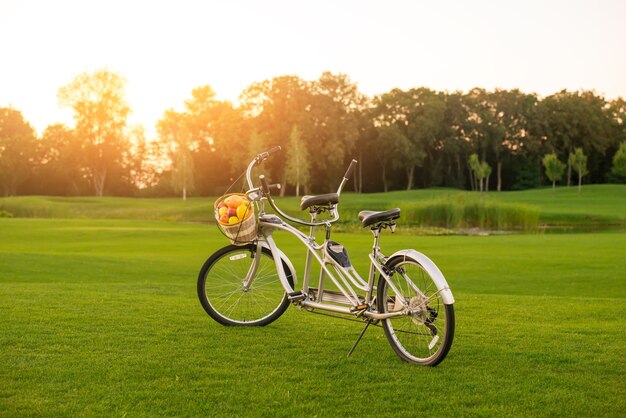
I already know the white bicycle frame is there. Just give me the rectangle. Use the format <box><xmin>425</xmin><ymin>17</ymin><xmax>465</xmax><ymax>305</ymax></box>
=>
<box><xmin>241</xmin><ymin>154</ymin><xmax>454</xmax><ymax>321</ymax></box>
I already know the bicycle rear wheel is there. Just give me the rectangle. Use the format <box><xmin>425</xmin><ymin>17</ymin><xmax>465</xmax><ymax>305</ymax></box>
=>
<box><xmin>198</xmin><ymin>244</ymin><xmax>294</xmax><ymax>326</ymax></box>
<box><xmin>377</xmin><ymin>255</ymin><xmax>454</xmax><ymax>366</ymax></box>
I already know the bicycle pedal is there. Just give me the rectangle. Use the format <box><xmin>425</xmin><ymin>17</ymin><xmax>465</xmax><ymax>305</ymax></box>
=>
<box><xmin>350</xmin><ymin>304</ymin><xmax>368</xmax><ymax>312</ymax></box>
<box><xmin>288</xmin><ymin>291</ymin><xmax>306</xmax><ymax>302</ymax></box>
<box><xmin>350</xmin><ymin>304</ymin><xmax>369</xmax><ymax>317</ymax></box>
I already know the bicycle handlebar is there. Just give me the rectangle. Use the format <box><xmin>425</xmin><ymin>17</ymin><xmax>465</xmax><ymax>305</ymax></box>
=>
<box><xmin>255</xmin><ymin>146</ymin><xmax>282</xmax><ymax>165</ymax></box>
<box><xmin>267</xmin><ymin>146</ymin><xmax>282</xmax><ymax>156</ymax></box>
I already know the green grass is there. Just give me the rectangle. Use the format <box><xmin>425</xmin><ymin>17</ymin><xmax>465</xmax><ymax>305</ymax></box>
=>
<box><xmin>491</xmin><ymin>184</ymin><xmax>626</xmax><ymax>225</ymax></box>
<box><xmin>0</xmin><ymin>196</ymin><xmax>210</xmax><ymax>222</ymax></box>
<box><xmin>1</xmin><ymin>184</ymin><xmax>624</xmax><ymax>231</ymax></box>
<box><xmin>1</xmin><ymin>218</ymin><xmax>625</xmax><ymax>416</ymax></box>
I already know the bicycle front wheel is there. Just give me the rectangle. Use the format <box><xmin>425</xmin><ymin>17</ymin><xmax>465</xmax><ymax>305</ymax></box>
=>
<box><xmin>377</xmin><ymin>255</ymin><xmax>454</xmax><ymax>366</ymax></box>
<box><xmin>198</xmin><ymin>244</ymin><xmax>294</xmax><ymax>326</ymax></box>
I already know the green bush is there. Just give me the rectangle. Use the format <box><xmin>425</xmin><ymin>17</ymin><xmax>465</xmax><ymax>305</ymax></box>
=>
<box><xmin>402</xmin><ymin>195</ymin><xmax>539</xmax><ymax>230</ymax></box>
<box><xmin>0</xmin><ymin>210</ymin><xmax>14</xmax><ymax>218</ymax></box>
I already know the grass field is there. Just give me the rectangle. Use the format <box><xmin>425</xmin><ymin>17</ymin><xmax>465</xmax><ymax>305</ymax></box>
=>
<box><xmin>1</xmin><ymin>196</ymin><xmax>625</xmax><ymax>417</ymax></box>
<box><xmin>2</xmin><ymin>184</ymin><xmax>625</xmax><ymax>228</ymax></box>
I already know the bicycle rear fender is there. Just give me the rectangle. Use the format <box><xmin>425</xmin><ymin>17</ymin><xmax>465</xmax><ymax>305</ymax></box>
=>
<box><xmin>387</xmin><ymin>249</ymin><xmax>455</xmax><ymax>305</ymax></box>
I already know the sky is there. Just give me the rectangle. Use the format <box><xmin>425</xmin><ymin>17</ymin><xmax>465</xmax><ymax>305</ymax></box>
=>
<box><xmin>1</xmin><ymin>0</ymin><xmax>625</xmax><ymax>137</ymax></box>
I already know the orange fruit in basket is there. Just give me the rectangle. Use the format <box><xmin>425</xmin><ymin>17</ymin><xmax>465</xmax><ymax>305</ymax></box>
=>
<box><xmin>219</xmin><ymin>214</ymin><xmax>229</xmax><ymax>224</ymax></box>
<box><xmin>225</xmin><ymin>195</ymin><xmax>244</xmax><ymax>208</ymax></box>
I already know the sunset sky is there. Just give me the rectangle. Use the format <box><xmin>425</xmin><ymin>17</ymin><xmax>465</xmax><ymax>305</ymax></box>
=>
<box><xmin>1</xmin><ymin>0</ymin><xmax>625</xmax><ymax>137</ymax></box>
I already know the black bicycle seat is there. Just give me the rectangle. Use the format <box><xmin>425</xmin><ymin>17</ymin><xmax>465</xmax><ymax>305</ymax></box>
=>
<box><xmin>300</xmin><ymin>193</ymin><xmax>339</xmax><ymax>210</ymax></box>
<box><xmin>358</xmin><ymin>208</ymin><xmax>401</xmax><ymax>227</ymax></box>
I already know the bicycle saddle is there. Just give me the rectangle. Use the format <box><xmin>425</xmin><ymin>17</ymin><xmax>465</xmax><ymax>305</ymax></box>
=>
<box><xmin>358</xmin><ymin>208</ymin><xmax>401</xmax><ymax>227</ymax></box>
<box><xmin>300</xmin><ymin>193</ymin><xmax>339</xmax><ymax>210</ymax></box>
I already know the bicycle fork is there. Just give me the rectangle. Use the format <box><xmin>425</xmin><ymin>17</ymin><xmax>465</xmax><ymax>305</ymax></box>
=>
<box><xmin>241</xmin><ymin>240</ymin><xmax>263</xmax><ymax>292</ymax></box>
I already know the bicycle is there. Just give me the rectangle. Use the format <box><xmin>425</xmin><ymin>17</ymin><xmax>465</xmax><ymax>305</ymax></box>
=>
<box><xmin>198</xmin><ymin>147</ymin><xmax>455</xmax><ymax>366</ymax></box>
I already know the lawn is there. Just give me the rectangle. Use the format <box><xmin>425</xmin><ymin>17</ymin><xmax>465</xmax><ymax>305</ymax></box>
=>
<box><xmin>1</xmin><ymin>214</ymin><xmax>625</xmax><ymax>416</ymax></box>
<box><xmin>1</xmin><ymin>184</ymin><xmax>625</xmax><ymax>227</ymax></box>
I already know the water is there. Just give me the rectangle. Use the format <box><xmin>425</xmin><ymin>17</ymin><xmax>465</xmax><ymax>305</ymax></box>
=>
<box><xmin>537</xmin><ymin>224</ymin><xmax>626</xmax><ymax>234</ymax></box>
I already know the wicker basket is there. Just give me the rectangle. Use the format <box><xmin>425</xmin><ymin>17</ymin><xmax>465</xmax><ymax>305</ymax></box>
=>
<box><xmin>214</xmin><ymin>193</ymin><xmax>257</xmax><ymax>244</ymax></box>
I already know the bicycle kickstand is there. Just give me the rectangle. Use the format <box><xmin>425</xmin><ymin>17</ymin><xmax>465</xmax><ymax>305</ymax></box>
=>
<box><xmin>347</xmin><ymin>319</ymin><xmax>373</xmax><ymax>357</ymax></box>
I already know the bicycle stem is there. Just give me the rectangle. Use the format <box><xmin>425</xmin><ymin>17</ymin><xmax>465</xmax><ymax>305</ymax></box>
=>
<box><xmin>337</xmin><ymin>159</ymin><xmax>357</xmax><ymax>196</ymax></box>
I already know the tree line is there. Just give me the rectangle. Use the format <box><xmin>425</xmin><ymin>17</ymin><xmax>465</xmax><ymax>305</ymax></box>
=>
<box><xmin>1</xmin><ymin>69</ymin><xmax>625</xmax><ymax>198</ymax></box>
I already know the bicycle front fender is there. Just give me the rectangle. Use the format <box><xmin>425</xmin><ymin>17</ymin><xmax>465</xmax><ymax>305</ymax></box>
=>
<box><xmin>387</xmin><ymin>249</ymin><xmax>455</xmax><ymax>305</ymax></box>
<box><xmin>257</xmin><ymin>241</ymin><xmax>298</xmax><ymax>285</ymax></box>
<box><xmin>257</xmin><ymin>235</ymin><xmax>298</xmax><ymax>295</ymax></box>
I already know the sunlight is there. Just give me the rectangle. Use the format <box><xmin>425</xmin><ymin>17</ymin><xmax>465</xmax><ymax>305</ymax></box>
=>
<box><xmin>1</xmin><ymin>0</ymin><xmax>625</xmax><ymax>137</ymax></box>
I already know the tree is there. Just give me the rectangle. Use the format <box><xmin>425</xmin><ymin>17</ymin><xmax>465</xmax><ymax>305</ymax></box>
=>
<box><xmin>31</xmin><ymin>75</ymin><xmax>626</xmax><ymax>196</ymax></box>
<box><xmin>568</xmin><ymin>147</ymin><xmax>588</xmax><ymax>193</ymax></box>
<box><xmin>58</xmin><ymin>69</ymin><xmax>131</xmax><ymax>196</ymax></box>
<box><xmin>183</xmin><ymin>85</ymin><xmax>237</xmax><ymax>196</ymax></box>
<box><xmin>157</xmin><ymin>110</ymin><xmax>195</xmax><ymax>200</ymax></box>
<box><xmin>375</xmin><ymin>125</ymin><xmax>411</xmax><ymax>192</ymax></box>
<box><xmin>241</xmin><ymin>72</ymin><xmax>363</xmax><ymax>193</ymax></box>
<box><xmin>542</xmin><ymin>153</ymin><xmax>566</xmax><ymax>190</ymax></box>
<box><xmin>468</xmin><ymin>153</ymin><xmax>480</xmax><ymax>191</ymax></box>
<box><xmin>0</xmin><ymin>108</ymin><xmax>37</xmax><ymax>196</ymax></box>
<box><xmin>437</xmin><ymin>92</ymin><xmax>471</xmax><ymax>189</ymax></box>
<box><xmin>611</xmin><ymin>142</ymin><xmax>626</xmax><ymax>180</ymax></box>
<box><xmin>490</xmin><ymin>89</ymin><xmax>537</xmax><ymax>191</ymax></box>
<box><xmin>126</xmin><ymin>125</ymin><xmax>164</xmax><ymax>192</ymax></box>
<box><xmin>351</xmin><ymin>108</ymin><xmax>371</xmax><ymax>193</ymax></box>
<box><xmin>371</xmin><ymin>88</ymin><xmax>428</xmax><ymax>190</ymax></box>
<box><xmin>463</xmin><ymin>89</ymin><xmax>492</xmax><ymax>162</ymax></box>
<box><xmin>240</xmin><ymin>75</ymin><xmax>314</xmax><ymax>195</ymax></box>
<box><xmin>469</xmin><ymin>153</ymin><xmax>490</xmax><ymax>192</ymax></box>
<box><xmin>37</xmin><ymin>123</ymin><xmax>85</xmax><ymax>195</ymax></box>
<box><xmin>284</xmin><ymin>125</ymin><xmax>311</xmax><ymax>196</ymax></box>
<box><xmin>308</xmin><ymin>72</ymin><xmax>363</xmax><ymax>191</ymax></box>
<box><xmin>539</xmin><ymin>91</ymin><xmax>613</xmax><ymax>186</ymax></box>
<box><xmin>406</xmin><ymin>88</ymin><xmax>445</xmax><ymax>189</ymax></box>
<box><xmin>481</xmin><ymin>161</ymin><xmax>492</xmax><ymax>192</ymax></box>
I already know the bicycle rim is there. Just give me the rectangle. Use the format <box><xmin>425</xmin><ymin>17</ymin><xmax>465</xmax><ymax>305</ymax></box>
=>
<box><xmin>199</xmin><ymin>245</ymin><xmax>291</xmax><ymax>326</ymax></box>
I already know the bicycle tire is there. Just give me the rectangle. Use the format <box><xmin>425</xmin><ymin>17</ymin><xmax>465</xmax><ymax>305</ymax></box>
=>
<box><xmin>377</xmin><ymin>255</ymin><xmax>455</xmax><ymax>366</ymax></box>
<box><xmin>198</xmin><ymin>244</ymin><xmax>294</xmax><ymax>326</ymax></box>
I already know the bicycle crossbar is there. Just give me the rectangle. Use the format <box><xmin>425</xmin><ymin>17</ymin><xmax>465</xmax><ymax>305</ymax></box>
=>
<box><xmin>301</xmin><ymin>300</ymin><xmax>408</xmax><ymax>320</ymax></box>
